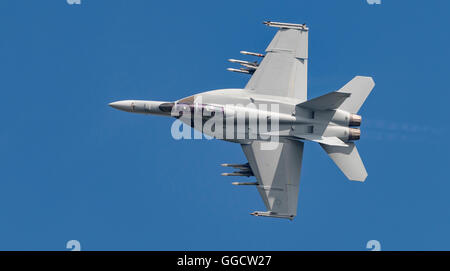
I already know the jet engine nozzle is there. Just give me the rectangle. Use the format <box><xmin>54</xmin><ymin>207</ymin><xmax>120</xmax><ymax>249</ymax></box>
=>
<box><xmin>349</xmin><ymin>114</ymin><xmax>362</xmax><ymax>127</ymax></box>
<box><xmin>348</xmin><ymin>128</ymin><xmax>361</xmax><ymax>141</ymax></box>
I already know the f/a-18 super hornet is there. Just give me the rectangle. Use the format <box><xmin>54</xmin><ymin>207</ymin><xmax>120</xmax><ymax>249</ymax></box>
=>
<box><xmin>109</xmin><ymin>21</ymin><xmax>375</xmax><ymax>220</ymax></box>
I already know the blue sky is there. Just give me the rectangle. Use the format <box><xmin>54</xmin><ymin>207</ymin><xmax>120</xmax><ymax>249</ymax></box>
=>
<box><xmin>0</xmin><ymin>0</ymin><xmax>449</xmax><ymax>250</ymax></box>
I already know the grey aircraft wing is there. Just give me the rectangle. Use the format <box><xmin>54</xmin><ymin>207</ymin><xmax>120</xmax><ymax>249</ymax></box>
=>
<box><xmin>241</xmin><ymin>140</ymin><xmax>304</xmax><ymax>220</ymax></box>
<box><xmin>245</xmin><ymin>22</ymin><xmax>309</xmax><ymax>101</ymax></box>
<box><xmin>238</xmin><ymin>22</ymin><xmax>309</xmax><ymax>219</ymax></box>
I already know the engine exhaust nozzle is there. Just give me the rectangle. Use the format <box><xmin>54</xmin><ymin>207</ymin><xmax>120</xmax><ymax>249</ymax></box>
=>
<box><xmin>349</xmin><ymin>114</ymin><xmax>362</xmax><ymax>127</ymax></box>
<box><xmin>348</xmin><ymin>128</ymin><xmax>361</xmax><ymax>141</ymax></box>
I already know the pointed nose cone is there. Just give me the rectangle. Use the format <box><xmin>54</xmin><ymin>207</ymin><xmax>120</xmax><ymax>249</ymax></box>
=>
<box><xmin>109</xmin><ymin>100</ymin><xmax>133</xmax><ymax>112</ymax></box>
<box><xmin>109</xmin><ymin>100</ymin><xmax>172</xmax><ymax>115</ymax></box>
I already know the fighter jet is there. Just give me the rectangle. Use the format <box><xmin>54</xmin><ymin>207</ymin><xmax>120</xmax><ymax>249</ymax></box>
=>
<box><xmin>109</xmin><ymin>21</ymin><xmax>375</xmax><ymax>220</ymax></box>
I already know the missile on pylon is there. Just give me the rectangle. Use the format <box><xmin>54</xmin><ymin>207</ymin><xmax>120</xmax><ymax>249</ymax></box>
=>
<box><xmin>221</xmin><ymin>163</ymin><xmax>250</xmax><ymax>169</ymax></box>
<box><xmin>226</xmin><ymin>68</ymin><xmax>253</xmax><ymax>74</ymax></box>
<box><xmin>240</xmin><ymin>51</ymin><xmax>265</xmax><ymax>58</ymax></box>
<box><xmin>228</xmin><ymin>59</ymin><xmax>258</xmax><ymax>67</ymax></box>
<box><xmin>232</xmin><ymin>182</ymin><xmax>258</xmax><ymax>186</ymax></box>
<box><xmin>221</xmin><ymin>162</ymin><xmax>253</xmax><ymax>177</ymax></box>
<box><xmin>221</xmin><ymin>171</ymin><xmax>253</xmax><ymax>177</ymax></box>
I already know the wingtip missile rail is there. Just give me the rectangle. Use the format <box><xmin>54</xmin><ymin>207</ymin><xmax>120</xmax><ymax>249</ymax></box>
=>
<box><xmin>250</xmin><ymin>211</ymin><xmax>295</xmax><ymax>220</ymax></box>
<box><xmin>263</xmin><ymin>21</ymin><xmax>308</xmax><ymax>31</ymax></box>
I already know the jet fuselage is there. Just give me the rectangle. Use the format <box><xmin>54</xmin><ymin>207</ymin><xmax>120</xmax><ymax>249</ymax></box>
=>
<box><xmin>109</xmin><ymin>88</ymin><xmax>361</xmax><ymax>144</ymax></box>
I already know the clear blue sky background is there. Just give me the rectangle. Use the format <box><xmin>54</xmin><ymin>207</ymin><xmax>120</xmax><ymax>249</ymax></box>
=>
<box><xmin>0</xmin><ymin>0</ymin><xmax>448</xmax><ymax>250</ymax></box>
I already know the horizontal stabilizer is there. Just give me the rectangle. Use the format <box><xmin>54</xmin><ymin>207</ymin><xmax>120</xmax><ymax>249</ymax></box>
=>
<box><xmin>297</xmin><ymin>92</ymin><xmax>350</xmax><ymax>110</ymax></box>
<box><xmin>296</xmin><ymin>134</ymin><xmax>348</xmax><ymax>147</ymax></box>
<box><xmin>337</xmin><ymin>76</ymin><xmax>375</xmax><ymax>113</ymax></box>
<box><xmin>320</xmin><ymin>142</ymin><xmax>367</xmax><ymax>181</ymax></box>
